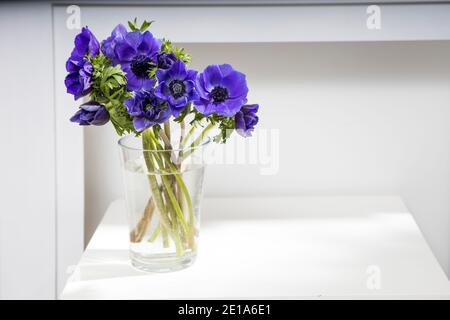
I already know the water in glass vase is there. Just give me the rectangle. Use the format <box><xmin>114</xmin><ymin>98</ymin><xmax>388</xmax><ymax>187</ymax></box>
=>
<box><xmin>122</xmin><ymin>154</ymin><xmax>206</xmax><ymax>272</ymax></box>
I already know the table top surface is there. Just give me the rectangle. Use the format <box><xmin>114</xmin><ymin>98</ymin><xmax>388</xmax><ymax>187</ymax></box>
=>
<box><xmin>61</xmin><ymin>196</ymin><xmax>450</xmax><ymax>299</ymax></box>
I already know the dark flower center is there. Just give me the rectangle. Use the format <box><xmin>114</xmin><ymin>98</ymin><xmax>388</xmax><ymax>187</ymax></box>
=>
<box><xmin>169</xmin><ymin>80</ymin><xmax>186</xmax><ymax>99</ymax></box>
<box><xmin>131</xmin><ymin>55</ymin><xmax>152</xmax><ymax>78</ymax></box>
<box><xmin>142</xmin><ymin>96</ymin><xmax>167</xmax><ymax>116</ymax></box>
<box><xmin>143</xmin><ymin>97</ymin><xmax>159</xmax><ymax>111</ymax></box>
<box><xmin>211</xmin><ymin>86</ymin><xmax>228</xmax><ymax>103</ymax></box>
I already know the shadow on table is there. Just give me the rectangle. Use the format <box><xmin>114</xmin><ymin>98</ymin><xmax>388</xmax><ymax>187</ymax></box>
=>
<box><xmin>72</xmin><ymin>249</ymin><xmax>149</xmax><ymax>281</ymax></box>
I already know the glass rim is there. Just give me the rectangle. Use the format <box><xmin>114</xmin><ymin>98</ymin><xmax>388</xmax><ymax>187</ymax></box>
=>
<box><xmin>118</xmin><ymin>134</ymin><xmax>212</xmax><ymax>153</ymax></box>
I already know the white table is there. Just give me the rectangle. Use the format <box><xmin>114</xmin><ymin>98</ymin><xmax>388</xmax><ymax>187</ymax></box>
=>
<box><xmin>61</xmin><ymin>196</ymin><xmax>450</xmax><ymax>299</ymax></box>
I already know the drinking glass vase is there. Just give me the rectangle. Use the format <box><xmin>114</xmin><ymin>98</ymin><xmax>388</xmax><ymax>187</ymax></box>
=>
<box><xmin>118</xmin><ymin>129</ymin><xmax>210</xmax><ymax>272</ymax></box>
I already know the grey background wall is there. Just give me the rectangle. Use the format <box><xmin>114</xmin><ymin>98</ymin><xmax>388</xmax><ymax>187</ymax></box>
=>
<box><xmin>85</xmin><ymin>41</ymin><xmax>450</xmax><ymax>277</ymax></box>
<box><xmin>0</xmin><ymin>2</ymin><xmax>56</xmax><ymax>299</ymax></box>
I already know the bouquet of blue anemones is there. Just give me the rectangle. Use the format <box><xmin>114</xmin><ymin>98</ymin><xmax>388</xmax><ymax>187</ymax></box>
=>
<box><xmin>65</xmin><ymin>19</ymin><xmax>259</xmax><ymax>260</ymax></box>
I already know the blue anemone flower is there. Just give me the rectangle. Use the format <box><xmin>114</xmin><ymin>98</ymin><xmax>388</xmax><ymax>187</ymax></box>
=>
<box><xmin>125</xmin><ymin>90</ymin><xmax>172</xmax><ymax>132</ymax></box>
<box><xmin>157</xmin><ymin>52</ymin><xmax>178</xmax><ymax>70</ymax></box>
<box><xmin>194</xmin><ymin>64</ymin><xmax>248</xmax><ymax>117</ymax></box>
<box><xmin>70</xmin><ymin>101</ymin><xmax>109</xmax><ymax>126</ymax></box>
<box><xmin>64</xmin><ymin>27</ymin><xmax>100</xmax><ymax>100</ymax></box>
<box><xmin>101</xmin><ymin>24</ymin><xmax>127</xmax><ymax>62</ymax></box>
<box><xmin>64</xmin><ymin>56</ymin><xmax>93</xmax><ymax>100</ymax></box>
<box><xmin>71</xmin><ymin>27</ymin><xmax>100</xmax><ymax>59</ymax></box>
<box><xmin>113</xmin><ymin>31</ymin><xmax>161</xmax><ymax>91</ymax></box>
<box><xmin>235</xmin><ymin>104</ymin><xmax>259</xmax><ymax>137</ymax></box>
<box><xmin>155</xmin><ymin>60</ymin><xmax>198</xmax><ymax>117</ymax></box>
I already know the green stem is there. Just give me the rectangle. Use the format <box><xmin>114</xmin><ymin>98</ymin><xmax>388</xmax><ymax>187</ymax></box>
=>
<box><xmin>179</xmin><ymin>121</ymin><xmax>185</xmax><ymax>147</ymax></box>
<box><xmin>148</xmin><ymin>130</ymin><xmax>194</xmax><ymax>231</ymax></box>
<box><xmin>142</xmin><ymin>130</ymin><xmax>177</xmax><ymax>252</ymax></box>
<box><xmin>160</xmin><ymin>126</ymin><xmax>172</xmax><ymax>149</ymax></box>
<box><xmin>178</xmin><ymin>121</ymin><xmax>186</xmax><ymax>165</ymax></box>
<box><xmin>142</xmin><ymin>123</ymin><xmax>206</xmax><ymax>252</ymax></box>
<box><xmin>148</xmin><ymin>224</ymin><xmax>161</xmax><ymax>242</ymax></box>
<box><xmin>149</xmin><ymin>128</ymin><xmax>197</xmax><ymax>249</ymax></box>
<box><xmin>161</xmin><ymin>226</ymin><xmax>169</xmax><ymax>248</ymax></box>
<box><xmin>161</xmin><ymin>184</ymin><xmax>184</xmax><ymax>256</ymax></box>
<box><xmin>172</xmin><ymin>174</ymin><xmax>194</xmax><ymax>228</ymax></box>
<box><xmin>146</xmin><ymin>129</ymin><xmax>190</xmax><ymax>253</ymax></box>
<box><xmin>163</xmin><ymin>121</ymin><xmax>171</xmax><ymax>142</ymax></box>
<box><xmin>181</xmin><ymin>122</ymin><xmax>215</xmax><ymax>161</ymax></box>
<box><xmin>180</xmin><ymin>125</ymin><xmax>197</xmax><ymax>150</ymax></box>
<box><xmin>161</xmin><ymin>175</ymin><xmax>188</xmax><ymax>234</ymax></box>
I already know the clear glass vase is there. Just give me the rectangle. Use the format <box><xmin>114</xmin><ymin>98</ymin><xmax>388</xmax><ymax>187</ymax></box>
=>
<box><xmin>118</xmin><ymin>129</ymin><xmax>210</xmax><ymax>272</ymax></box>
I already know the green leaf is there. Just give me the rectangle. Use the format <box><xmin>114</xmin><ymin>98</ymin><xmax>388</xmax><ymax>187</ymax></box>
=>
<box><xmin>105</xmin><ymin>100</ymin><xmax>136</xmax><ymax>136</ymax></box>
<box><xmin>146</xmin><ymin>62</ymin><xmax>157</xmax><ymax>79</ymax></box>
<box><xmin>128</xmin><ymin>18</ymin><xmax>154</xmax><ymax>32</ymax></box>
<box><xmin>211</xmin><ymin>115</ymin><xmax>235</xmax><ymax>143</ymax></box>
<box><xmin>128</xmin><ymin>17</ymin><xmax>139</xmax><ymax>32</ymax></box>
<box><xmin>90</xmin><ymin>53</ymin><xmax>136</xmax><ymax>136</ymax></box>
<box><xmin>140</xmin><ymin>20</ymin><xmax>154</xmax><ymax>31</ymax></box>
<box><xmin>189</xmin><ymin>109</ymin><xmax>206</xmax><ymax>126</ymax></box>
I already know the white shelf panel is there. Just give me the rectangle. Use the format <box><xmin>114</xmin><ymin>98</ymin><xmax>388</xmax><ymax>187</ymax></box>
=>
<box><xmin>54</xmin><ymin>3</ymin><xmax>450</xmax><ymax>42</ymax></box>
<box><xmin>61</xmin><ymin>196</ymin><xmax>450</xmax><ymax>299</ymax></box>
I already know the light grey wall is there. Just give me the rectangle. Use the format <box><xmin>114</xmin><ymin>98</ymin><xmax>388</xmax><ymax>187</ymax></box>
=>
<box><xmin>85</xmin><ymin>42</ymin><xmax>450</xmax><ymax>277</ymax></box>
<box><xmin>0</xmin><ymin>2</ymin><xmax>56</xmax><ymax>299</ymax></box>
<box><xmin>53</xmin><ymin>6</ymin><xmax>86</xmax><ymax>295</ymax></box>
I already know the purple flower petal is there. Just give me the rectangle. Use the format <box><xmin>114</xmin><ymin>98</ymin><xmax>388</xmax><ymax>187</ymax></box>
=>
<box><xmin>114</xmin><ymin>42</ymin><xmax>136</xmax><ymax>62</ymax></box>
<box><xmin>133</xmin><ymin>117</ymin><xmax>152</xmax><ymax>132</ymax></box>
<box><xmin>157</xmin><ymin>52</ymin><xmax>177</xmax><ymax>69</ymax></box>
<box><xmin>141</xmin><ymin>78</ymin><xmax>156</xmax><ymax>91</ymax></box>
<box><xmin>222</xmin><ymin>70</ymin><xmax>248</xmax><ymax>99</ymax></box>
<box><xmin>137</xmin><ymin>31</ymin><xmax>161</xmax><ymax>58</ymax></box>
<box><xmin>195</xmin><ymin>75</ymin><xmax>210</xmax><ymax>98</ymax></box>
<box><xmin>168</xmin><ymin>60</ymin><xmax>187</xmax><ymax>79</ymax></box>
<box><xmin>73</xmin><ymin>27</ymin><xmax>99</xmax><ymax>58</ymax></box>
<box><xmin>194</xmin><ymin>101</ymin><xmax>217</xmax><ymax>116</ymax></box>
<box><xmin>125</xmin><ymin>72</ymin><xmax>140</xmax><ymax>91</ymax></box>
<box><xmin>201</xmin><ymin>65</ymin><xmax>224</xmax><ymax>90</ymax></box>
<box><xmin>80</xmin><ymin>101</ymin><xmax>101</xmax><ymax>112</ymax></box>
<box><xmin>102</xmin><ymin>24</ymin><xmax>127</xmax><ymax>61</ymax></box>
<box><xmin>91</xmin><ymin>106</ymin><xmax>110</xmax><ymax>125</ymax></box>
<box><xmin>64</xmin><ymin>57</ymin><xmax>93</xmax><ymax>100</ymax></box>
<box><xmin>125</xmin><ymin>32</ymin><xmax>143</xmax><ymax>49</ymax></box>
